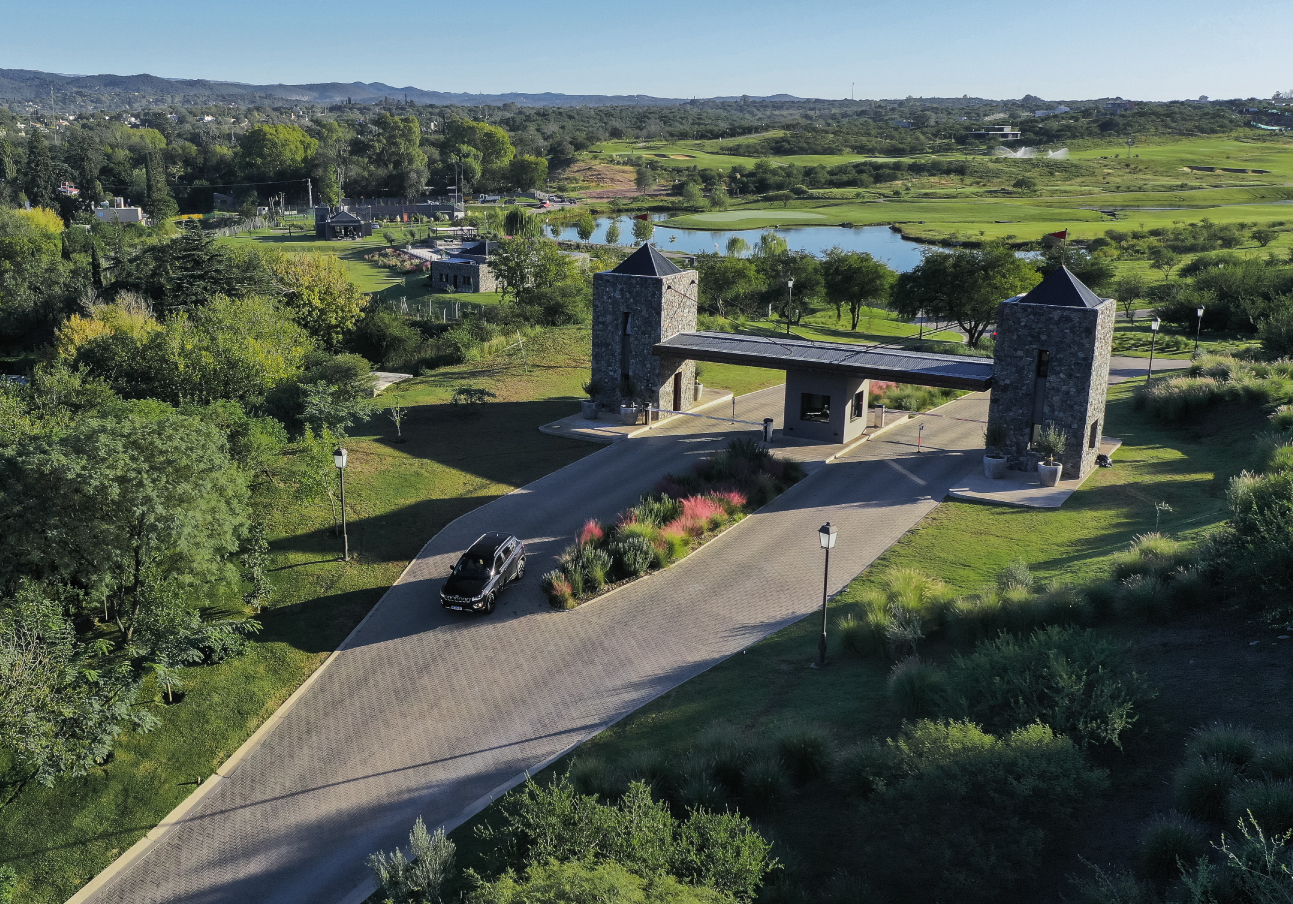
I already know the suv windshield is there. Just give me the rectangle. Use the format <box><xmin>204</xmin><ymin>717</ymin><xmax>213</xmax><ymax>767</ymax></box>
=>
<box><xmin>454</xmin><ymin>553</ymin><xmax>492</xmax><ymax>580</ymax></box>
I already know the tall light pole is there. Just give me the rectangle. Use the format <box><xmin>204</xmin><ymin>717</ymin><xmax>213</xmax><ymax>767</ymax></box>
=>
<box><xmin>1195</xmin><ymin>305</ymin><xmax>1205</xmax><ymax>354</ymax></box>
<box><xmin>333</xmin><ymin>447</ymin><xmax>349</xmax><ymax>561</ymax></box>
<box><xmin>785</xmin><ymin>277</ymin><xmax>795</xmax><ymax>335</ymax></box>
<box><xmin>1147</xmin><ymin>317</ymin><xmax>1160</xmax><ymax>383</ymax></box>
<box><xmin>817</xmin><ymin>522</ymin><xmax>837</xmax><ymax>667</ymax></box>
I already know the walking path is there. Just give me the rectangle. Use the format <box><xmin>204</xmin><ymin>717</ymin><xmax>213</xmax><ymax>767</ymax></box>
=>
<box><xmin>74</xmin><ymin>360</ymin><xmax>1187</xmax><ymax>904</ymax></box>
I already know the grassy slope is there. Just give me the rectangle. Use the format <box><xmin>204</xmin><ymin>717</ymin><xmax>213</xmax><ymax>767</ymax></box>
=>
<box><xmin>448</xmin><ymin>384</ymin><xmax>1267</xmax><ymax>894</ymax></box>
<box><xmin>1</xmin><ymin>330</ymin><xmax>597</xmax><ymax>904</ymax></box>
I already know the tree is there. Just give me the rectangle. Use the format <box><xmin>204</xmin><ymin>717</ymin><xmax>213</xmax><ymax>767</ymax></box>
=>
<box><xmin>118</xmin><ymin>221</ymin><xmax>274</xmax><ymax>313</ymax></box>
<box><xmin>488</xmin><ymin>238</ymin><xmax>578</xmax><ymax>301</ymax></box>
<box><xmin>697</xmin><ymin>256</ymin><xmax>760</xmax><ymax>317</ymax></box>
<box><xmin>143</xmin><ymin>147</ymin><xmax>177</xmax><ymax>223</ymax></box>
<box><xmin>631</xmin><ymin>216</ymin><xmax>655</xmax><ymax>244</ymax></box>
<box><xmin>634</xmin><ymin>167</ymin><xmax>655</xmax><ymax>194</ymax></box>
<box><xmin>270</xmin><ymin>251</ymin><xmax>368</xmax><ymax>348</ymax></box>
<box><xmin>349</xmin><ymin>307</ymin><xmax>421</xmax><ymax>366</ymax></box>
<box><xmin>238</xmin><ymin>124</ymin><xmax>319</xmax><ymax>182</ymax></box>
<box><xmin>0</xmin><ymin>411</ymin><xmax>250</xmax><ymax>645</ymax></box>
<box><xmin>725</xmin><ymin>236</ymin><xmax>749</xmax><ymax>258</ymax></box>
<box><xmin>892</xmin><ymin>245</ymin><xmax>1041</xmax><ymax>347</ymax></box>
<box><xmin>373</xmin><ymin>114</ymin><xmax>429</xmax><ymax>197</ymax></box>
<box><xmin>575</xmin><ymin>211</ymin><xmax>596</xmax><ymax>243</ymax></box>
<box><xmin>709</xmin><ymin>187</ymin><xmax>730</xmax><ymax>211</ymax></box>
<box><xmin>767</xmin><ymin>191</ymin><xmax>795</xmax><ymax>208</ymax></box>
<box><xmin>604</xmin><ymin>218</ymin><xmax>621</xmax><ymax>246</ymax></box>
<box><xmin>1113</xmin><ymin>274</ymin><xmax>1146</xmax><ymax>321</ymax></box>
<box><xmin>680</xmin><ymin>182</ymin><xmax>704</xmax><ymax>208</ymax></box>
<box><xmin>1149</xmin><ymin>245</ymin><xmax>1181</xmax><ymax>280</ymax></box>
<box><xmin>508</xmin><ymin>155</ymin><xmax>548</xmax><ymax>191</ymax></box>
<box><xmin>822</xmin><ymin>248</ymin><xmax>897</xmax><ymax>330</ymax></box>
<box><xmin>502</xmin><ymin>207</ymin><xmax>541</xmax><ymax>238</ymax></box>
<box><xmin>21</xmin><ymin>131</ymin><xmax>57</xmax><ymax>210</ymax></box>
<box><xmin>1253</xmin><ymin>227</ymin><xmax>1278</xmax><ymax>247</ymax></box>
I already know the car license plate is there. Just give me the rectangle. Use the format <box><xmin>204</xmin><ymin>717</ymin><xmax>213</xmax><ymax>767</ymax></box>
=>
<box><xmin>449</xmin><ymin>605</ymin><xmax>463</xmax><ymax>610</ymax></box>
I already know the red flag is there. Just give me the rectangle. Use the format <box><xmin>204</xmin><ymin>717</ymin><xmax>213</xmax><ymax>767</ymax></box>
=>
<box><xmin>635</xmin><ymin>213</ymin><xmax>650</xmax><ymax>221</ymax></box>
<box><xmin>1048</xmin><ymin>229</ymin><xmax>1068</xmax><ymax>239</ymax></box>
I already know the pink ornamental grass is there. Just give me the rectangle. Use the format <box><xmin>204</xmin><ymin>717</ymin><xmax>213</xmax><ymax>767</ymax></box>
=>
<box><xmin>710</xmin><ymin>489</ymin><xmax>747</xmax><ymax>512</ymax></box>
<box><xmin>681</xmin><ymin>495</ymin><xmax>727</xmax><ymax>526</ymax></box>
<box><xmin>578</xmin><ymin>519</ymin><xmax>605</xmax><ymax>546</ymax></box>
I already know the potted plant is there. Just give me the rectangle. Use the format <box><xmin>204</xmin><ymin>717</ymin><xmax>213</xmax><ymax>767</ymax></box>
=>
<box><xmin>581</xmin><ymin>378</ymin><xmax>600</xmax><ymax>420</ymax></box>
<box><xmin>1033</xmin><ymin>423</ymin><xmax>1068</xmax><ymax>487</ymax></box>
<box><xmin>982</xmin><ymin>421</ymin><xmax>1008</xmax><ymax>479</ymax></box>
<box><xmin>619</xmin><ymin>376</ymin><xmax>640</xmax><ymax>426</ymax></box>
<box><xmin>694</xmin><ymin>363</ymin><xmax>706</xmax><ymax>403</ymax></box>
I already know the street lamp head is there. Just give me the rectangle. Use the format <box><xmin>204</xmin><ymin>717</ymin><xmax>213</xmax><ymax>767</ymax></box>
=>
<box><xmin>1151</xmin><ymin>317</ymin><xmax>1161</xmax><ymax>332</ymax></box>
<box><xmin>819</xmin><ymin>521</ymin><xmax>837</xmax><ymax>549</ymax></box>
<box><xmin>788</xmin><ymin>278</ymin><xmax>794</xmax><ymax>289</ymax></box>
<box><xmin>1197</xmin><ymin>306</ymin><xmax>1205</xmax><ymax>318</ymax></box>
<box><xmin>333</xmin><ymin>447</ymin><xmax>348</xmax><ymax>470</ymax></box>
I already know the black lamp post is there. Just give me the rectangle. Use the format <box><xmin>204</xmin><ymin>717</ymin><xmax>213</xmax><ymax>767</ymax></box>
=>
<box><xmin>785</xmin><ymin>278</ymin><xmax>795</xmax><ymax>335</ymax></box>
<box><xmin>1147</xmin><ymin>317</ymin><xmax>1160</xmax><ymax>383</ymax></box>
<box><xmin>333</xmin><ymin>447</ymin><xmax>349</xmax><ymax>561</ymax></box>
<box><xmin>817</xmin><ymin>522</ymin><xmax>837</xmax><ymax>666</ymax></box>
<box><xmin>1195</xmin><ymin>305</ymin><xmax>1205</xmax><ymax>354</ymax></box>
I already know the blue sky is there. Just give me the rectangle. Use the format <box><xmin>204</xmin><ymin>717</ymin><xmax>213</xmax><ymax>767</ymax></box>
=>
<box><xmin>4</xmin><ymin>0</ymin><xmax>1289</xmax><ymax>101</ymax></box>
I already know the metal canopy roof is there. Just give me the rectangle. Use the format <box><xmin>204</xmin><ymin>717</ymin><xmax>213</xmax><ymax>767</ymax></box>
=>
<box><xmin>653</xmin><ymin>331</ymin><xmax>995</xmax><ymax>391</ymax></box>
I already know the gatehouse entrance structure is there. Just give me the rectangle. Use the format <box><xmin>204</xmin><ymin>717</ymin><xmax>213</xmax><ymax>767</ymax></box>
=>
<box><xmin>591</xmin><ymin>244</ymin><xmax>1114</xmax><ymax>481</ymax></box>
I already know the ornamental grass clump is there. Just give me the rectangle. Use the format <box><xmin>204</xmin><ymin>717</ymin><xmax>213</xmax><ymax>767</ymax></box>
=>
<box><xmin>1174</xmin><ymin>756</ymin><xmax>1238</xmax><ymax>823</ymax></box>
<box><xmin>1187</xmin><ymin>723</ymin><xmax>1260</xmax><ymax>769</ymax></box>
<box><xmin>887</xmin><ymin>656</ymin><xmax>945</xmax><ymax>719</ymax></box>
<box><xmin>1227</xmin><ymin>779</ymin><xmax>1293</xmax><ymax>835</ymax></box>
<box><xmin>1139</xmin><ymin>811</ymin><xmax>1208</xmax><ymax>883</ymax></box>
<box><xmin>774</xmin><ymin>725</ymin><xmax>835</xmax><ymax>785</ymax></box>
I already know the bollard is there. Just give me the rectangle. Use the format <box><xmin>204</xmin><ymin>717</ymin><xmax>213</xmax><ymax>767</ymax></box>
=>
<box><xmin>763</xmin><ymin>417</ymin><xmax>774</xmax><ymax>443</ymax></box>
<box><xmin>880</xmin><ymin>404</ymin><xmax>886</xmax><ymax>428</ymax></box>
<box><xmin>918</xmin><ymin>422</ymin><xmax>925</xmax><ymax>451</ymax></box>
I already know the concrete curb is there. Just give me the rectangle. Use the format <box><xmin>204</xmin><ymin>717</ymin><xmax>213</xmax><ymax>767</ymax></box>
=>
<box><xmin>538</xmin><ymin>386</ymin><xmax>746</xmax><ymax>445</ymax></box>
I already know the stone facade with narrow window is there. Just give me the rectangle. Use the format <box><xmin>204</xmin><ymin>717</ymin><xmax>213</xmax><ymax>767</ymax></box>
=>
<box><xmin>987</xmin><ymin>267</ymin><xmax>1115</xmax><ymax>479</ymax></box>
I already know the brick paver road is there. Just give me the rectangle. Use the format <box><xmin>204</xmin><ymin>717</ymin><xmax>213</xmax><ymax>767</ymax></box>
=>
<box><xmin>78</xmin><ymin>361</ymin><xmax>1179</xmax><ymax>904</ymax></box>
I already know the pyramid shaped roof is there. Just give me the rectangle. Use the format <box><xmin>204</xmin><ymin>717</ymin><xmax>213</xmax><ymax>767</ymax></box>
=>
<box><xmin>611</xmin><ymin>243</ymin><xmax>682</xmax><ymax>277</ymax></box>
<box><xmin>1014</xmin><ymin>266</ymin><xmax>1105</xmax><ymax>308</ymax></box>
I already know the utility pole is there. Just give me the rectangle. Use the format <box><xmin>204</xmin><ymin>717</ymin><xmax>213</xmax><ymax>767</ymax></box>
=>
<box><xmin>307</xmin><ymin>178</ymin><xmax>313</xmax><ymax>210</ymax></box>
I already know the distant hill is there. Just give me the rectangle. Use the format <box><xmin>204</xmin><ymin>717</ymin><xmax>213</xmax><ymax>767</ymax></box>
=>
<box><xmin>0</xmin><ymin>68</ymin><xmax>808</xmax><ymax>109</ymax></box>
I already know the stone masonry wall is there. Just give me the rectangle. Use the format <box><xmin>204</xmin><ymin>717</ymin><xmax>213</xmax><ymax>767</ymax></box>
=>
<box><xmin>987</xmin><ymin>298</ymin><xmax>1115</xmax><ymax>479</ymax></box>
<box><xmin>592</xmin><ymin>269</ymin><xmax>698</xmax><ymax>412</ymax></box>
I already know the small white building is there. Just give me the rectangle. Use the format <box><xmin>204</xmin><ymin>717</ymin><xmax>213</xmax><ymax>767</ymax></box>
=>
<box><xmin>95</xmin><ymin>198</ymin><xmax>148</xmax><ymax>225</ymax></box>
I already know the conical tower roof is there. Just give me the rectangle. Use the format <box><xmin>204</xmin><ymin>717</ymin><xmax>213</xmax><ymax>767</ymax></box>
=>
<box><xmin>611</xmin><ymin>243</ymin><xmax>682</xmax><ymax>277</ymax></box>
<box><xmin>1014</xmin><ymin>266</ymin><xmax>1105</xmax><ymax>308</ymax></box>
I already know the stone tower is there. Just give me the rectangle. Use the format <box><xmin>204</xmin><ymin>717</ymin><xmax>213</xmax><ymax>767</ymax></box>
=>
<box><xmin>591</xmin><ymin>244</ymin><xmax>698</xmax><ymax>413</ymax></box>
<box><xmin>987</xmin><ymin>267</ymin><xmax>1115</xmax><ymax>480</ymax></box>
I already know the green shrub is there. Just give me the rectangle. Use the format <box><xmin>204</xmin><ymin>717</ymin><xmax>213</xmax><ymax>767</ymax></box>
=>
<box><xmin>620</xmin><ymin>748</ymin><xmax>672</xmax><ymax>796</ymax></box>
<box><xmin>611</xmin><ymin>535</ymin><xmax>655</xmax><ymax>577</ymax></box>
<box><xmin>871</xmin><ymin>720</ymin><xmax>1108</xmax><ymax>903</ymax></box>
<box><xmin>583</xmin><ymin>547</ymin><xmax>613</xmax><ymax>591</ymax></box>
<box><xmin>834</xmin><ymin>742</ymin><xmax>894</xmax><ymax>799</ymax></box>
<box><xmin>1038</xmin><ymin>582</ymin><xmax>1096</xmax><ymax>626</ymax></box>
<box><xmin>368</xmin><ymin>817</ymin><xmax>456</xmax><ymax>904</ymax></box>
<box><xmin>1254</xmin><ymin>741</ymin><xmax>1293</xmax><ymax>781</ymax></box>
<box><xmin>632</xmin><ymin>494</ymin><xmax>682</xmax><ymax>528</ymax></box>
<box><xmin>1118</xmin><ymin>573</ymin><xmax>1172</xmax><ymax>621</ymax></box>
<box><xmin>1111</xmin><ymin>533</ymin><xmax>1187</xmax><ymax>581</ymax></box>
<box><xmin>997</xmin><ymin>558</ymin><xmax>1034</xmax><ymax>591</ymax></box>
<box><xmin>569</xmin><ymin>757</ymin><xmax>626</xmax><ymax>801</ymax></box>
<box><xmin>741</xmin><ymin>755</ymin><xmax>792</xmax><ymax>812</ymax></box>
<box><xmin>470</xmin><ymin>859</ymin><xmax>733</xmax><ymax>904</ymax></box>
<box><xmin>887</xmin><ymin>656</ymin><xmax>945</xmax><ymax>718</ymax></box>
<box><xmin>1140</xmin><ymin>811</ymin><xmax>1208</xmax><ymax>883</ymax></box>
<box><xmin>1187</xmin><ymin>723</ymin><xmax>1260</xmax><ymax>769</ymax></box>
<box><xmin>477</xmin><ymin>775</ymin><xmax>777</xmax><ymax>901</ymax></box>
<box><xmin>1228</xmin><ymin>780</ymin><xmax>1293</xmax><ymax>836</ymax></box>
<box><xmin>1175</xmin><ymin>756</ymin><xmax>1238</xmax><ymax>823</ymax></box>
<box><xmin>674</xmin><ymin>761</ymin><xmax>729</xmax><ymax>813</ymax></box>
<box><xmin>773</xmin><ymin>725</ymin><xmax>834</xmax><ymax>785</ymax></box>
<box><xmin>696</xmin><ymin>723</ymin><xmax>757</xmax><ymax>796</ymax></box>
<box><xmin>943</xmin><ymin>626</ymin><xmax>1148</xmax><ymax>749</ymax></box>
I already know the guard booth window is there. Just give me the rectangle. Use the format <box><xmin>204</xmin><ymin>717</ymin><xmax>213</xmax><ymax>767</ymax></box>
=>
<box><xmin>851</xmin><ymin>390</ymin><xmax>867</xmax><ymax>421</ymax></box>
<box><xmin>1089</xmin><ymin>420</ymin><xmax>1100</xmax><ymax>449</ymax></box>
<box><xmin>800</xmin><ymin>393</ymin><xmax>831</xmax><ymax>423</ymax></box>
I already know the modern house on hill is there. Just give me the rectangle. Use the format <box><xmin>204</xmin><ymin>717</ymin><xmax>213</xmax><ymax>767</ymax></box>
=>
<box><xmin>315</xmin><ymin>207</ymin><xmax>374</xmax><ymax>240</ymax></box>
<box><xmin>431</xmin><ymin>241</ymin><xmax>500</xmax><ymax>292</ymax></box>
<box><xmin>968</xmin><ymin>124</ymin><xmax>1021</xmax><ymax>140</ymax></box>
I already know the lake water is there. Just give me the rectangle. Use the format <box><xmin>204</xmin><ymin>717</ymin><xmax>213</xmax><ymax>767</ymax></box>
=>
<box><xmin>552</xmin><ymin>215</ymin><xmax>929</xmax><ymax>272</ymax></box>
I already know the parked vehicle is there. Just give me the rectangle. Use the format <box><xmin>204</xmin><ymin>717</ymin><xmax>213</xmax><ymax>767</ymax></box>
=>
<box><xmin>440</xmin><ymin>532</ymin><xmax>526</xmax><ymax>614</ymax></box>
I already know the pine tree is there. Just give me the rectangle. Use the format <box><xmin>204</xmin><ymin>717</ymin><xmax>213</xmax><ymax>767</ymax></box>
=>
<box><xmin>143</xmin><ymin>147</ymin><xmax>177</xmax><ymax>223</ymax></box>
<box><xmin>21</xmin><ymin>131</ymin><xmax>57</xmax><ymax>208</ymax></box>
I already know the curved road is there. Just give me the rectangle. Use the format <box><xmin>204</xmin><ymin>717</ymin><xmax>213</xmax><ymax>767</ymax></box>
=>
<box><xmin>74</xmin><ymin>358</ymin><xmax>1185</xmax><ymax>904</ymax></box>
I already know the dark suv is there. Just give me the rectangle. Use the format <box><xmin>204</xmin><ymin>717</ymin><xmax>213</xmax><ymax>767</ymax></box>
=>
<box><xmin>440</xmin><ymin>532</ymin><xmax>526</xmax><ymax>614</ymax></box>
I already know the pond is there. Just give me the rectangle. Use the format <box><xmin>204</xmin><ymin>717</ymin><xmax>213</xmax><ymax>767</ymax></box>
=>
<box><xmin>550</xmin><ymin>215</ymin><xmax>930</xmax><ymax>272</ymax></box>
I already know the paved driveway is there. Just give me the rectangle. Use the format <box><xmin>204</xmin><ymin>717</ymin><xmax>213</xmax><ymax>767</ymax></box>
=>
<box><xmin>77</xmin><ymin>360</ymin><xmax>1178</xmax><ymax>904</ymax></box>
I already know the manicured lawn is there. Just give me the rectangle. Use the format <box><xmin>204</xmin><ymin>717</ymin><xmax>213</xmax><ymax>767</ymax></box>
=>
<box><xmin>0</xmin><ymin>329</ymin><xmax>598</xmax><ymax>904</ymax></box>
<box><xmin>448</xmin><ymin>383</ymin><xmax>1269</xmax><ymax>895</ymax></box>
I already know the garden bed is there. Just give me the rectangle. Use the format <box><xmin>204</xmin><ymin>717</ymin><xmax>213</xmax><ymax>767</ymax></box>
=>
<box><xmin>541</xmin><ymin>438</ymin><xmax>805</xmax><ymax>608</ymax></box>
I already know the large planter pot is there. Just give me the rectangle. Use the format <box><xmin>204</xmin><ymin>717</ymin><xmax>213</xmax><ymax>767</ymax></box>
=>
<box><xmin>580</xmin><ymin>399</ymin><xmax>598</xmax><ymax>420</ymax></box>
<box><xmin>1038</xmin><ymin>461</ymin><xmax>1063</xmax><ymax>487</ymax></box>
<box><xmin>694</xmin><ymin>382</ymin><xmax>704</xmax><ymax>403</ymax></box>
<box><xmin>983</xmin><ymin>455</ymin><xmax>1007</xmax><ymax>479</ymax></box>
<box><xmin>619</xmin><ymin>405</ymin><xmax>640</xmax><ymax>426</ymax></box>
